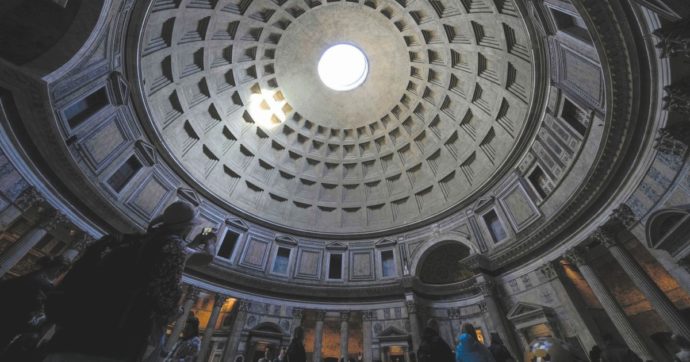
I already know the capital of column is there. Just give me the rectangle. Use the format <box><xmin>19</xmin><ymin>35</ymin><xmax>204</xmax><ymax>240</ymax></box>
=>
<box><xmin>38</xmin><ymin>211</ymin><xmax>70</xmax><ymax>231</ymax></box>
<box><xmin>14</xmin><ymin>186</ymin><xmax>45</xmax><ymax>211</ymax></box>
<box><xmin>610</xmin><ymin>204</ymin><xmax>636</xmax><ymax>228</ymax></box>
<box><xmin>405</xmin><ymin>300</ymin><xmax>417</xmax><ymax>314</ymax></box>
<box><xmin>214</xmin><ymin>293</ymin><xmax>229</xmax><ymax>305</ymax></box>
<box><xmin>591</xmin><ymin>227</ymin><xmax>618</xmax><ymax>248</ymax></box>
<box><xmin>655</xmin><ymin>125</ymin><xmax>690</xmax><ymax>156</ymax></box>
<box><xmin>68</xmin><ymin>232</ymin><xmax>96</xmax><ymax>252</ymax></box>
<box><xmin>185</xmin><ymin>286</ymin><xmax>201</xmax><ymax>301</ymax></box>
<box><xmin>238</xmin><ymin>299</ymin><xmax>251</xmax><ymax>312</ymax></box>
<box><xmin>653</xmin><ymin>18</ymin><xmax>690</xmax><ymax>60</ymax></box>
<box><xmin>362</xmin><ymin>310</ymin><xmax>376</xmax><ymax>321</ymax></box>
<box><xmin>292</xmin><ymin>307</ymin><xmax>303</xmax><ymax>319</ymax></box>
<box><xmin>315</xmin><ymin>310</ymin><xmax>326</xmax><ymax>321</ymax></box>
<box><xmin>340</xmin><ymin>311</ymin><xmax>350</xmax><ymax>322</ymax></box>
<box><xmin>564</xmin><ymin>247</ymin><xmax>588</xmax><ymax>267</ymax></box>
<box><xmin>477</xmin><ymin>278</ymin><xmax>497</xmax><ymax>297</ymax></box>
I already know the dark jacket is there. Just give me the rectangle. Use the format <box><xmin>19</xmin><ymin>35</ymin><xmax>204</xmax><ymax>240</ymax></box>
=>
<box><xmin>47</xmin><ymin>230</ymin><xmax>187</xmax><ymax>360</ymax></box>
<box><xmin>601</xmin><ymin>342</ymin><xmax>642</xmax><ymax>362</ymax></box>
<box><xmin>417</xmin><ymin>328</ymin><xmax>454</xmax><ymax>362</ymax></box>
<box><xmin>488</xmin><ymin>343</ymin><xmax>514</xmax><ymax>362</ymax></box>
<box><xmin>286</xmin><ymin>340</ymin><xmax>306</xmax><ymax>362</ymax></box>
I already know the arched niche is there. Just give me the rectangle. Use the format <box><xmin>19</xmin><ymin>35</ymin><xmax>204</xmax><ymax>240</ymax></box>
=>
<box><xmin>415</xmin><ymin>240</ymin><xmax>474</xmax><ymax>285</ymax></box>
<box><xmin>0</xmin><ymin>0</ymin><xmax>107</xmax><ymax>74</ymax></box>
<box><xmin>646</xmin><ymin>205</ymin><xmax>690</xmax><ymax>258</ymax></box>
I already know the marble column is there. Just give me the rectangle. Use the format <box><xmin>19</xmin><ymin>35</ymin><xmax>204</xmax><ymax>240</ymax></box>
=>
<box><xmin>362</xmin><ymin>310</ymin><xmax>374</xmax><ymax>362</ymax></box>
<box><xmin>476</xmin><ymin>274</ymin><xmax>520</xmax><ymax>357</ymax></box>
<box><xmin>0</xmin><ymin>210</ymin><xmax>68</xmax><ymax>277</ymax></box>
<box><xmin>166</xmin><ymin>286</ymin><xmax>200</xmax><ymax>352</ymax></box>
<box><xmin>447</xmin><ymin>307</ymin><xmax>460</xmax><ymax>342</ymax></box>
<box><xmin>545</xmin><ymin>262</ymin><xmax>601</xmax><ymax>352</ymax></box>
<box><xmin>292</xmin><ymin>308</ymin><xmax>304</xmax><ymax>330</ymax></box>
<box><xmin>594</xmin><ymin>229</ymin><xmax>690</xmax><ymax>340</ymax></box>
<box><xmin>313</xmin><ymin>310</ymin><xmax>325</xmax><ymax>362</ymax></box>
<box><xmin>565</xmin><ymin>247</ymin><xmax>654</xmax><ymax>361</ymax></box>
<box><xmin>222</xmin><ymin>300</ymin><xmax>250</xmax><ymax>362</ymax></box>
<box><xmin>340</xmin><ymin>311</ymin><xmax>349</xmax><ymax>361</ymax></box>
<box><xmin>199</xmin><ymin>293</ymin><xmax>228</xmax><ymax>362</ymax></box>
<box><xmin>405</xmin><ymin>300</ymin><xmax>421</xmax><ymax>353</ymax></box>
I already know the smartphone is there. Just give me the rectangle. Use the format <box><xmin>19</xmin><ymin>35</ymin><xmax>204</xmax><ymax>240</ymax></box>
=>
<box><xmin>201</xmin><ymin>227</ymin><xmax>213</xmax><ymax>236</ymax></box>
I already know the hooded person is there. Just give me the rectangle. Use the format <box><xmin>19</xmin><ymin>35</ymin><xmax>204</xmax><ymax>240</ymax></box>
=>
<box><xmin>455</xmin><ymin>324</ymin><xmax>495</xmax><ymax>362</ymax></box>
<box><xmin>487</xmin><ymin>333</ymin><xmax>514</xmax><ymax>362</ymax></box>
<box><xmin>417</xmin><ymin>326</ymin><xmax>454</xmax><ymax>362</ymax></box>
<box><xmin>286</xmin><ymin>326</ymin><xmax>307</xmax><ymax>362</ymax></box>
<box><xmin>45</xmin><ymin>201</ymin><xmax>217</xmax><ymax>361</ymax></box>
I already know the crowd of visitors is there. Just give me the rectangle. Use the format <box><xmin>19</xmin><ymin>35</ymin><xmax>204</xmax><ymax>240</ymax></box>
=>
<box><xmin>0</xmin><ymin>200</ymin><xmax>689</xmax><ymax>362</ymax></box>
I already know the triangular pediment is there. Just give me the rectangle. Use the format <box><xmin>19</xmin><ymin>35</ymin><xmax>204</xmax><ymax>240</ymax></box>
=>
<box><xmin>378</xmin><ymin>326</ymin><xmax>407</xmax><ymax>337</ymax></box>
<box><xmin>506</xmin><ymin>302</ymin><xmax>553</xmax><ymax>331</ymax></box>
<box><xmin>507</xmin><ymin>302</ymin><xmax>542</xmax><ymax>318</ymax></box>
<box><xmin>109</xmin><ymin>71</ymin><xmax>130</xmax><ymax>106</ymax></box>
<box><xmin>177</xmin><ymin>187</ymin><xmax>201</xmax><ymax>206</ymax></box>
<box><xmin>134</xmin><ymin>140</ymin><xmax>157</xmax><ymax>166</ymax></box>
<box><xmin>375</xmin><ymin>238</ymin><xmax>397</xmax><ymax>248</ymax></box>
<box><xmin>473</xmin><ymin>196</ymin><xmax>495</xmax><ymax>211</ymax></box>
<box><xmin>326</xmin><ymin>241</ymin><xmax>348</xmax><ymax>250</ymax></box>
<box><xmin>225</xmin><ymin>218</ymin><xmax>249</xmax><ymax>231</ymax></box>
<box><xmin>275</xmin><ymin>235</ymin><xmax>299</xmax><ymax>246</ymax></box>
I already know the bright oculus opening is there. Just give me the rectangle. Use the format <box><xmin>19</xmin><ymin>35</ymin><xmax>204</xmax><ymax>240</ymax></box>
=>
<box><xmin>317</xmin><ymin>44</ymin><xmax>369</xmax><ymax>91</ymax></box>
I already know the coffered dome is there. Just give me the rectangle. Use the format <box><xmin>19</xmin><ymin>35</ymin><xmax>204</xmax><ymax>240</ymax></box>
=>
<box><xmin>137</xmin><ymin>0</ymin><xmax>540</xmax><ymax>234</ymax></box>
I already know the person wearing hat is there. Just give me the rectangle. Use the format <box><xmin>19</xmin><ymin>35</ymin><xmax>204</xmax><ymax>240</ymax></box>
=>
<box><xmin>45</xmin><ymin>201</ymin><xmax>217</xmax><ymax>362</ymax></box>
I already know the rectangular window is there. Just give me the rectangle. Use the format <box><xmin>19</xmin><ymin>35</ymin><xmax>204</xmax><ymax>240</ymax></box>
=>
<box><xmin>107</xmin><ymin>156</ymin><xmax>142</xmax><ymax>193</ymax></box>
<box><xmin>484</xmin><ymin>210</ymin><xmax>507</xmax><ymax>242</ymax></box>
<box><xmin>381</xmin><ymin>250</ymin><xmax>395</xmax><ymax>277</ymax></box>
<box><xmin>272</xmin><ymin>247</ymin><xmax>291</xmax><ymax>274</ymax></box>
<box><xmin>217</xmin><ymin>231</ymin><xmax>239</xmax><ymax>259</ymax></box>
<box><xmin>550</xmin><ymin>8</ymin><xmax>591</xmax><ymax>43</ymax></box>
<box><xmin>64</xmin><ymin>88</ymin><xmax>108</xmax><ymax>129</ymax></box>
<box><xmin>560</xmin><ymin>98</ymin><xmax>587</xmax><ymax>136</ymax></box>
<box><xmin>328</xmin><ymin>253</ymin><xmax>343</xmax><ymax>279</ymax></box>
<box><xmin>528</xmin><ymin>166</ymin><xmax>549</xmax><ymax>199</ymax></box>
